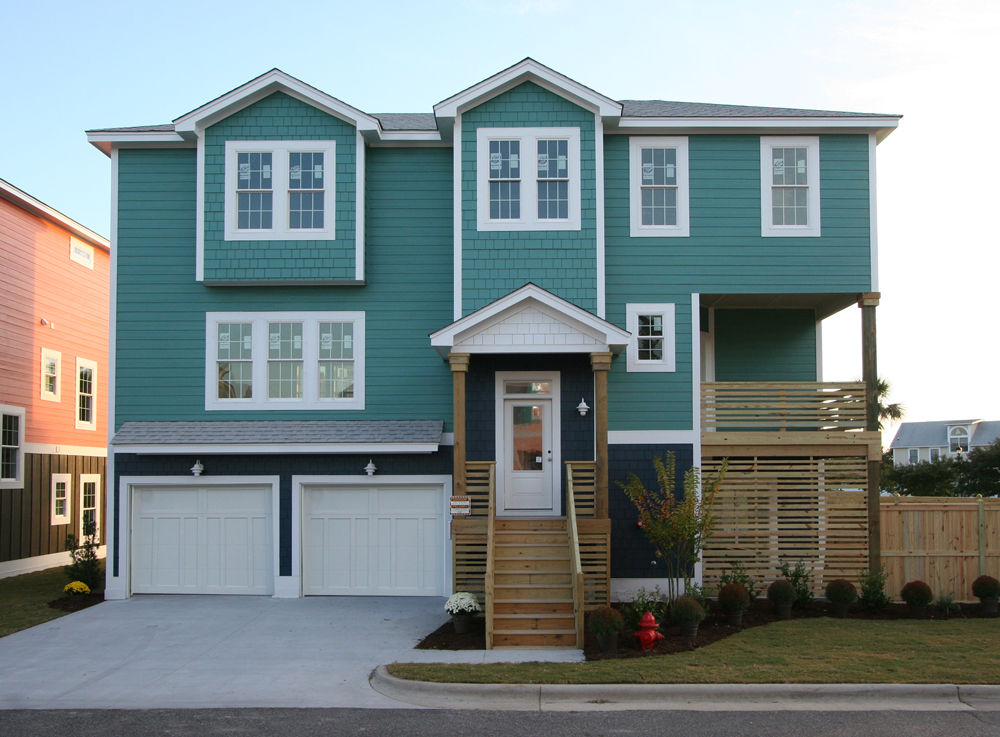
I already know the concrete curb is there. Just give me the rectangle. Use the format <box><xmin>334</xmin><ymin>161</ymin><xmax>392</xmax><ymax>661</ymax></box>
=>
<box><xmin>371</xmin><ymin>667</ymin><xmax>1000</xmax><ymax>711</ymax></box>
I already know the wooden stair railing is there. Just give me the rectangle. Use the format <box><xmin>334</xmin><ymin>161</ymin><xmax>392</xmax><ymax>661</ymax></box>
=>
<box><xmin>485</xmin><ymin>464</ymin><xmax>496</xmax><ymax>649</ymax></box>
<box><xmin>565</xmin><ymin>464</ymin><xmax>585</xmax><ymax>648</ymax></box>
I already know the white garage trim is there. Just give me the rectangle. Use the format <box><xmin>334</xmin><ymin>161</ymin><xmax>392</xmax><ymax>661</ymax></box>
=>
<box><xmin>113</xmin><ymin>476</ymin><xmax>280</xmax><ymax>599</ymax></box>
<box><xmin>291</xmin><ymin>475</ymin><xmax>452</xmax><ymax>598</ymax></box>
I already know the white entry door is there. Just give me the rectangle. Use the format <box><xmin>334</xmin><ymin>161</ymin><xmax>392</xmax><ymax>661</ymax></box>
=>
<box><xmin>497</xmin><ymin>372</ymin><xmax>560</xmax><ymax>515</ymax></box>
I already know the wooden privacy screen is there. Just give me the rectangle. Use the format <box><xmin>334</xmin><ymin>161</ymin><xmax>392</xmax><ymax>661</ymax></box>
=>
<box><xmin>881</xmin><ymin>496</ymin><xmax>1000</xmax><ymax>602</ymax></box>
<box><xmin>452</xmin><ymin>518</ymin><xmax>487</xmax><ymax>602</ymax></box>
<box><xmin>702</xmin><ymin>381</ymin><xmax>867</xmax><ymax>432</ymax></box>
<box><xmin>702</xmin><ymin>455</ymin><xmax>869</xmax><ymax>595</ymax></box>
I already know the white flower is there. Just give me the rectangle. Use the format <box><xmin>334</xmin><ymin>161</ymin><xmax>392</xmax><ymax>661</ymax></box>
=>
<box><xmin>445</xmin><ymin>592</ymin><xmax>481</xmax><ymax>615</ymax></box>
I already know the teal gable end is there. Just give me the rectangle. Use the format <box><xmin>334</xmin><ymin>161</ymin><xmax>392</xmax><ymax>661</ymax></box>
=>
<box><xmin>461</xmin><ymin>82</ymin><xmax>598</xmax><ymax>315</ymax></box>
<box><xmin>203</xmin><ymin>92</ymin><xmax>358</xmax><ymax>283</ymax></box>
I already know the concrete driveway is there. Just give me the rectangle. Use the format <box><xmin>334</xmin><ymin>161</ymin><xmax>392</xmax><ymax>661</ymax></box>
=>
<box><xmin>0</xmin><ymin>595</ymin><xmax>448</xmax><ymax>709</ymax></box>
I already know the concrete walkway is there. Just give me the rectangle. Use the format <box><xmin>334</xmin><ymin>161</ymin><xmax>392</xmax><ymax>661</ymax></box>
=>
<box><xmin>0</xmin><ymin>596</ymin><xmax>577</xmax><ymax>710</ymax></box>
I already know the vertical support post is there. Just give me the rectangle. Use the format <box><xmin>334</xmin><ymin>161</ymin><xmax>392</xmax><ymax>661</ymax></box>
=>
<box><xmin>859</xmin><ymin>292</ymin><xmax>881</xmax><ymax>572</ymax></box>
<box><xmin>449</xmin><ymin>353</ymin><xmax>471</xmax><ymax>501</ymax></box>
<box><xmin>590</xmin><ymin>352</ymin><xmax>613</xmax><ymax>519</ymax></box>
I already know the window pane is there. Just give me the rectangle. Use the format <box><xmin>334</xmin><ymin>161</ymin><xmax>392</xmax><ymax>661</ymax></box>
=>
<box><xmin>504</xmin><ymin>381</ymin><xmax>552</xmax><ymax>395</ymax></box>
<box><xmin>641</xmin><ymin>147</ymin><xmax>676</xmax><ymax>186</ymax></box>
<box><xmin>218</xmin><ymin>361</ymin><xmax>252</xmax><ymax>398</ymax></box>
<box><xmin>772</xmin><ymin>147</ymin><xmax>807</xmax><ymax>186</ymax></box>
<box><xmin>489</xmin><ymin>140</ymin><xmax>520</xmax><ymax>179</ymax></box>
<box><xmin>268</xmin><ymin>360</ymin><xmax>303</xmax><ymax>399</ymax></box>
<box><xmin>537</xmin><ymin>180</ymin><xmax>568</xmax><ymax>220</ymax></box>
<box><xmin>319</xmin><ymin>322</ymin><xmax>353</xmax><ymax>359</ymax></box>
<box><xmin>268</xmin><ymin>323</ymin><xmax>303</xmax><ymax>359</ymax></box>
<box><xmin>536</xmin><ymin>140</ymin><xmax>568</xmax><ymax>178</ymax></box>
<box><xmin>511</xmin><ymin>405</ymin><xmax>543</xmax><ymax>471</ymax></box>
<box><xmin>238</xmin><ymin>152</ymin><xmax>272</xmax><ymax>190</ymax></box>
<box><xmin>318</xmin><ymin>361</ymin><xmax>354</xmax><ymax>398</ymax></box>
<box><xmin>641</xmin><ymin>186</ymin><xmax>677</xmax><ymax>226</ymax></box>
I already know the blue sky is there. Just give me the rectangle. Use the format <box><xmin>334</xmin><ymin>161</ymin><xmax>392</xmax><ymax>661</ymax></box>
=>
<box><xmin>3</xmin><ymin>0</ymin><xmax>998</xmax><ymax>437</ymax></box>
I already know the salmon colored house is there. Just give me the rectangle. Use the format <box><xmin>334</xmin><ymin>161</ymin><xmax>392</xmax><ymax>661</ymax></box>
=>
<box><xmin>0</xmin><ymin>177</ymin><xmax>109</xmax><ymax>578</ymax></box>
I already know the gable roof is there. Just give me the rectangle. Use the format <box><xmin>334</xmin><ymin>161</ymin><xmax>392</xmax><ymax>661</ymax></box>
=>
<box><xmin>890</xmin><ymin>420</ymin><xmax>1000</xmax><ymax>449</ymax></box>
<box><xmin>0</xmin><ymin>177</ymin><xmax>109</xmax><ymax>249</ymax></box>
<box><xmin>620</xmin><ymin>100</ymin><xmax>893</xmax><ymax>118</ymax></box>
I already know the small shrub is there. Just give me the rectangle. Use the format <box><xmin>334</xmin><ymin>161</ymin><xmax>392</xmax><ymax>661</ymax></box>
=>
<box><xmin>589</xmin><ymin>606</ymin><xmax>624</xmax><ymax>636</ymax></box>
<box><xmin>767</xmin><ymin>579</ymin><xmax>795</xmax><ymax>605</ymax></box>
<box><xmin>933</xmin><ymin>593</ymin><xmax>960</xmax><ymax>617</ymax></box>
<box><xmin>972</xmin><ymin>575</ymin><xmax>1000</xmax><ymax>599</ymax></box>
<box><xmin>778</xmin><ymin>561</ymin><xmax>813</xmax><ymax>608</ymax></box>
<box><xmin>824</xmin><ymin>579</ymin><xmax>858</xmax><ymax>605</ymax></box>
<box><xmin>65</xmin><ymin>521</ymin><xmax>102</xmax><ymax>592</ymax></box>
<box><xmin>717</xmin><ymin>582</ymin><xmax>750</xmax><ymax>614</ymax></box>
<box><xmin>623</xmin><ymin>586</ymin><xmax>668</xmax><ymax>631</ymax></box>
<box><xmin>63</xmin><ymin>581</ymin><xmax>91</xmax><ymax>596</ymax></box>
<box><xmin>444</xmin><ymin>592</ymin><xmax>481</xmax><ymax>615</ymax></box>
<box><xmin>718</xmin><ymin>561</ymin><xmax>760</xmax><ymax>601</ymax></box>
<box><xmin>900</xmin><ymin>580</ymin><xmax>933</xmax><ymax>607</ymax></box>
<box><xmin>670</xmin><ymin>596</ymin><xmax>706</xmax><ymax>625</ymax></box>
<box><xmin>684</xmin><ymin>582</ymin><xmax>710</xmax><ymax>613</ymax></box>
<box><xmin>859</xmin><ymin>568</ymin><xmax>891</xmax><ymax>612</ymax></box>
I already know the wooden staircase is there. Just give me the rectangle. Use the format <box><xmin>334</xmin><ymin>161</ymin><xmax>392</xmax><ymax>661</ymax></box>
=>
<box><xmin>489</xmin><ymin>518</ymin><xmax>578</xmax><ymax>648</ymax></box>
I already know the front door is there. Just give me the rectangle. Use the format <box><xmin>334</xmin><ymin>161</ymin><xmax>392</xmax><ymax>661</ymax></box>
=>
<box><xmin>496</xmin><ymin>372</ymin><xmax>560</xmax><ymax>515</ymax></box>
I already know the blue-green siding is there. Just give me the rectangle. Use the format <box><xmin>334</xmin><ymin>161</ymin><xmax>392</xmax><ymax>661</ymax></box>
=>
<box><xmin>116</xmin><ymin>146</ymin><xmax>454</xmax><ymax>428</ymax></box>
<box><xmin>714</xmin><ymin>309</ymin><xmax>817</xmax><ymax>381</ymax></box>
<box><xmin>461</xmin><ymin>83</ymin><xmax>597</xmax><ymax>314</ymax></box>
<box><xmin>604</xmin><ymin>133</ymin><xmax>870</xmax><ymax>430</ymax></box>
<box><xmin>203</xmin><ymin>93</ymin><xmax>357</xmax><ymax>283</ymax></box>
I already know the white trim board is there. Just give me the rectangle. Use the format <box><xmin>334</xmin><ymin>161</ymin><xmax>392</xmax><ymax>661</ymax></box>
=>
<box><xmin>24</xmin><ymin>443</ymin><xmax>108</xmax><ymax>458</ymax></box>
<box><xmin>111</xmin><ymin>442</ymin><xmax>440</xmax><ymax>455</ymax></box>
<box><xmin>608</xmin><ymin>431</ymin><xmax>698</xmax><ymax>445</ymax></box>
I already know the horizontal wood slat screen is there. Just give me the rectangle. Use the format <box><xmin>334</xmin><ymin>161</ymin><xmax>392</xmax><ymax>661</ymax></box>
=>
<box><xmin>881</xmin><ymin>496</ymin><xmax>1000</xmax><ymax>602</ymax></box>
<box><xmin>702</xmin><ymin>382</ymin><xmax>867</xmax><ymax>432</ymax></box>
<box><xmin>702</xmin><ymin>455</ymin><xmax>869</xmax><ymax>595</ymax></box>
<box><xmin>452</xmin><ymin>518</ymin><xmax>487</xmax><ymax>602</ymax></box>
<box><xmin>464</xmin><ymin>461</ymin><xmax>494</xmax><ymax>517</ymax></box>
<box><xmin>578</xmin><ymin>519</ymin><xmax>611</xmax><ymax>609</ymax></box>
<box><xmin>566</xmin><ymin>461</ymin><xmax>597</xmax><ymax>518</ymax></box>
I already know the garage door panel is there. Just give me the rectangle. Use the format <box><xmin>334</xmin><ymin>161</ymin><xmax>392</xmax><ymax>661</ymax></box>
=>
<box><xmin>132</xmin><ymin>486</ymin><xmax>273</xmax><ymax>595</ymax></box>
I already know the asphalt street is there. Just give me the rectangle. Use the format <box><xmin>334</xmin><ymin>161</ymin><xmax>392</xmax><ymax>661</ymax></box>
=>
<box><xmin>2</xmin><ymin>709</ymin><xmax>999</xmax><ymax>737</ymax></box>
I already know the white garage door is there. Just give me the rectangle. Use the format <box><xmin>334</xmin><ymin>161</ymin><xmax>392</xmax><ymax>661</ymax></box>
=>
<box><xmin>131</xmin><ymin>485</ymin><xmax>273</xmax><ymax>595</ymax></box>
<box><xmin>302</xmin><ymin>484</ymin><xmax>444</xmax><ymax>596</ymax></box>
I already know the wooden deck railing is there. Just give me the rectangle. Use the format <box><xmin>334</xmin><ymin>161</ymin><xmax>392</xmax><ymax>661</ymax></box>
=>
<box><xmin>702</xmin><ymin>381</ymin><xmax>867</xmax><ymax>432</ymax></box>
<box><xmin>566</xmin><ymin>461</ymin><xmax>611</xmax><ymax>610</ymax></box>
<box><xmin>465</xmin><ymin>461</ymin><xmax>495</xmax><ymax>516</ymax></box>
<box><xmin>565</xmin><ymin>461</ymin><xmax>597</xmax><ymax>517</ymax></box>
<box><xmin>565</xmin><ymin>464</ymin><xmax>586</xmax><ymax>648</ymax></box>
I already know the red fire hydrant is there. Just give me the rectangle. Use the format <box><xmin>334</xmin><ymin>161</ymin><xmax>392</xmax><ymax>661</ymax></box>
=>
<box><xmin>633</xmin><ymin>610</ymin><xmax>664</xmax><ymax>650</ymax></box>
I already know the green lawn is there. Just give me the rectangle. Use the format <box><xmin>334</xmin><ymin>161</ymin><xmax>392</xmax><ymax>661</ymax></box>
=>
<box><xmin>0</xmin><ymin>567</ymin><xmax>75</xmax><ymax>637</ymax></box>
<box><xmin>389</xmin><ymin>619</ymin><xmax>1000</xmax><ymax>684</ymax></box>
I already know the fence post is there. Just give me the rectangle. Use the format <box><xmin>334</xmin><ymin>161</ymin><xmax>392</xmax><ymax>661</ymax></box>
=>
<box><xmin>978</xmin><ymin>495</ymin><xmax>986</xmax><ymax>577</ymax></box>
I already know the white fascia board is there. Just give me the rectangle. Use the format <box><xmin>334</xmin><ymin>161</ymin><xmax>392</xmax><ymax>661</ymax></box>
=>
<box><xmin>869</xmin><ymin>133</ymin><xmax>879</xmax><ymax>292</ymax></box>
<box><xmin>173</xmin><ymin>70</ymin><xmax>380</xmax><ymax>135</ymax></box>
<box><xmin>0</xmin><ymin>178</ymin><xmax>110</xmax><ymax>249</ymax></box>
<box><xmin>618</xmin><ymin>117</ymin><xmax>900</xmax><ymax>134</ymax></box>
<box><xmin>86</xmin><ymin>130</ymin><xmax>188</xmax><ymax>156</ymax></box>
<box><xmin>112</xmin><ymin>442</ymin><xmax>440</xmax><ymax>454</ymax></box>
<box><xmin>23</xmin><ymin>443</ymin><xmax>108</xmax><ymax>457</ymax></box>
<box><xmin>434</xmin><ymin>59</ymin><xmax>622</xmax><ymax>119</ymax></box>
<box><xmin>376</xmin><ymin>130</ymin><xmax>443</xmax><ymax>143</ymax></box>
<box><xmin>355</xmin><ymin>131</ymin><xmax>365</xmax><ymax>282</ymax></box>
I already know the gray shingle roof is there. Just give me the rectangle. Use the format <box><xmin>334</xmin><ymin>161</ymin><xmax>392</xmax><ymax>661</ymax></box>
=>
<box><xmin>112</xmin><ymin>420</ymin><xmax>444</xmax><ymax>446</ymax></box>
<box><xmin>375</xmin><ymin>113</ymin><xmax>438</xmax><ymax>131</ymax></box>
<box><xmin>890</xmin><ymin>420</ymin><xmax>1000</xmax><ymax>449</ymax></box>
<box><xmin>86</xmin><ymin>124</ymin><xmax>176</xmax><ymax>133</ymax></box>
<box><xmin>619</xmin><ymin>100</ymin><xmax>894</xmax><ymax>118</ymax></box>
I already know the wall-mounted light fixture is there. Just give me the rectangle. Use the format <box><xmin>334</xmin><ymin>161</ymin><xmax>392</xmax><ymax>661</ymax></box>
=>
<box><xmin>364</xmin><ymin>459</ymin><xmax>377</xmax><ymax>476</ymax></box>
<box><xmin>190</xmin><ymin>459</ymin><xmax>204</xmax><ymax>477</ymax></box>
<box><xmin>576</xmin><ymin>398</ymin><xmax>590</xmax><ymax>416</ymax></box>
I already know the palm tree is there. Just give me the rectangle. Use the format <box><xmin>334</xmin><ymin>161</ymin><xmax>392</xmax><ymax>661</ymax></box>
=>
<box><xmin>876</xmin><ymin>377</ymin><xmax>903</xmax><ymax>431</ymax></box>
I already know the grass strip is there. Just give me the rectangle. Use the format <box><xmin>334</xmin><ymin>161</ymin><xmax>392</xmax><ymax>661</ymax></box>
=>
<box><xmin>0</xmin><ymin>567</ymin><xmax>72</xmax><ymax>638</ymax></box>
<box><xmin>389</xmin><ymin>619</ymin><xmax>1000</xmax><ymax>684</ymax></box>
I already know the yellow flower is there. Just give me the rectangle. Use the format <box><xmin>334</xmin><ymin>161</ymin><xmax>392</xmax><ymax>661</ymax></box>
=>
<box><xmin>64</xmin><ymin>581</ymin><xmax>91</xmax><ymax>596</ymax></box>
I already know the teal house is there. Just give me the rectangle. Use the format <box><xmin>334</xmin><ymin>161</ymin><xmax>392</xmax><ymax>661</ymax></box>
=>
<box><xmin>88</xmin><ymin>59</ymin><xmax>898</xmax><ymax>647</ymax></box>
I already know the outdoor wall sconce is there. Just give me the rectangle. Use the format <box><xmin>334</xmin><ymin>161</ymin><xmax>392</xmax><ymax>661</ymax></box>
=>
<box><xmin>577</xmin><ymin>398</ymin><xmax>590</xmax><ymax>416</ymax></box>
<box><xmin>190</xmin><ymin>459</ymin><xmax>204</xmax><ymax>477</ymax></box>
<box><xmin>364</xmin><ymin>459</ymin><xmax>377</xmax><ymax>476</ymax></box>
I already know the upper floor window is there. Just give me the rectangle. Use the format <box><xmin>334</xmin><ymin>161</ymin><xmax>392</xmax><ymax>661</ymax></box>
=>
<box><xmin>476</xmin><ymin>127</ymin><xmax>581</xmax><ymax>231</ymax></box>
<box><xmin>949</xmin><ymin>426</ymin><xmax>969</xmax><ymax>453</ymax></box>
<box><xmin>40</xmin><ymin>348</ymin><xmax>61</xmax><ymax>402</ymax></box>
<box><xmin>908</xmin><ymin>448</ymin><xmax>920</xmax><ymax>464</ymax></box>
<box><xmin>75</xmin><ymin>359</ymin><xmax>97</xmax><ymax>431</ymax></box>
<box><xmin>629</xmin><ymin>137</ymin><xmax>689</xmax><ymax>237</ymax></box>
<box><xmin>760</xmin><ymin>136</ymin><xmax>821</xmax><ymax>237</ymax></box>
<box><xmin>206</xmin><ymin>311</ymin><xmax>365</xmax><ymax>411</ymax></box>
<box><xmin>625</xmin><ymin>304</ymin><xmax>676</xmax><ymax>373</ymax></box>
<box><xmin>224</xmin><ymin>141</ymin><xmax>335</xmax><ymax>241</ymax></box>
<box><xmin>1</xmin><ymin>405</ymin><xmax>25</xmax><ymax>489</ymax></box>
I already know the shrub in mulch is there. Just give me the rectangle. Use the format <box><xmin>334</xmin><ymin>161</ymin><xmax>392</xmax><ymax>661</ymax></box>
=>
<box><xmin>48</xmin><ymin>593</ymin><xmax>104</xmax><ymax>613</ymax></box>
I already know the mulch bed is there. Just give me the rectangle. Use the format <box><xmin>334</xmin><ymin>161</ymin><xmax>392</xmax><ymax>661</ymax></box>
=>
<box><xmin>416</xmin><ymin>599</ymin><xmax>997</xmax><ymax>660</ymax></box>
<box><xmin>47</xmin><ymin>593</ymin><xmax>104</xmax><ymax>613</ymax></box>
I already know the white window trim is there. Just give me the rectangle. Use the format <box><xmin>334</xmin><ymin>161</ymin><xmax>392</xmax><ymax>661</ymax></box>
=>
<box><xmin>51</xmin><ymin>473</ymin><xmax>71</xmax><ymax>525</ymax></box>
<box><xmin>476</xmin><ymin>126</ymin><xmax>581</xmax><ymax>231</ymax></box>
<box><xmin>75</xmin><ymin>358</ymin><xmax>98</xmax><ymax>431</ymax></box>
<box><xmin>78</xmin><ymin>473</ymin><xmax>101</xmax><ymax>541</ymax></box>
<box><xmin>1</xmin><ymin>404</ymin><xmax>26</xmax><ymax>490</ymax></box>
<box><xmin>205</xmin><ymin>311</ymin><xmax>365</xmax><ymax>411</ymax></box>
<box><xmin>69</xmin><ymin>236</ymin><xmax>95</xmax><ymax>269</ymax></box>
<box><xmin>626</xmin><ymin>304</ymin><xmax>676</xmax><ymax>372</ymax></box>
<box><xmin>223</xmin><ymin>140</ymin><xmax>336</xmax><ymax>241</ymax></box>
<box><xmin>40</xmin><ymin>348</ymin><xmax>61</xmax><ymax>402</ymax></box>
<box><xmin>760</xmin><ymin>136</ymin><xmax>821</xmax><ymax>237</ymax></box>
<box><xmin>629</xmin><ymin>136</ymin><xmax>690</xmax><ymax>237</ymax></box>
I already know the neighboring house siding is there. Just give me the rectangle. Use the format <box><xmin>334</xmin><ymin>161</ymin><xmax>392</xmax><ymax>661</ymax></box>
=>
<box><xmin>115</xmin><ymin>146</ymin><xmax>454</xmax><ymax>428</ymax></box>
<box><xmin>461</xmin><ymin>82</ymin><xmax>598</xmax><ymax>314</ymax></box>
<box><xmin>202</xmin><ymin>92</ymin><xmax>357</xmax><ymax>283</ymax></box>
<box><xmin>714</xmin><ymin>309</ymin><xmax>817</xmax><ymax>381</ymax></box>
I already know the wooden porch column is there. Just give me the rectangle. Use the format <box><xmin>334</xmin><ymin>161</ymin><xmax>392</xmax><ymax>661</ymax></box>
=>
<box><xmin>859</xmin><ymin>292</ymin><xmax>881</xmax><ymax>571</ymax></box>
<box><xmin>590</xmin><ymin>352</ymin><xmax>613</xmax><ymax>519</ymax></box>
<box><xmin>449</xmin><ymin>353</ymin><xmax>471</xmax><ymax>499</ymax></box>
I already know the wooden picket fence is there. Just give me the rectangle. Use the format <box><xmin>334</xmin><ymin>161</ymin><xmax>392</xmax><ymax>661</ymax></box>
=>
<box><xmin>880</xmin><ymin>496</ymin><xmax>1000</xmax><ymax>602</ymax></box>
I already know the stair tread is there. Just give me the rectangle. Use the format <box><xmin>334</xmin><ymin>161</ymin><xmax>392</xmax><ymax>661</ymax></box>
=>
<box><xmin>491</xmin><ymin>629</ymin><xmax>577</xmax><ymax>635</ymax></box>
<box><xmin>492</xmin><ymin>613</ymin><xmax>575</xmax><ymax>619</ymax></box>
<box><xmin>495</xmin><ymin>583</ymin><xmax>573</xmax><ymax>588</ymax></box>
<box><xmin>493</xmin><ymin>598</ymin><xmax>574</xmax><ymax>603</ymax></box>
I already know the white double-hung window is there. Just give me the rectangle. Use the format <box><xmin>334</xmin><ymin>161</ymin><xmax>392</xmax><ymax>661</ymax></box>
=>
<box><xmin>477</xmin><ymin>127</ymin><xmax>581</xmax><ymax>231</ymax></box>
<box><xmin>75</xmin><ymin>358</ymin><xmax>97</xmax><ymax>431</ymax></box>
<box><xmin>206</xmin><ymin>311</ymin><xmax>364</xmax><ymax>410</ymax></box>
<box><xmin>625</xmin><ymin>304</ymin><xmax>676</xmax><ymax>372</ymax></box>
<box><xmin>224</xmin><ymin>141</ymin><xmax>335</xmax><ymax>240</ymax></box>
<box><xmin>40</xmin><ymin>348</ymin><xmax>61</xmax><ymax>402</ymax></box>
<box><xmin>51</xmin><ymin>474</ymin><xmax>71</xmax><ymax>525</ymax></box>
<box><xmin>760</xmin><ymin>136</ymin><xmax>821</xmax><ymax>237</ymax></box>
<box><xmin>1</xmin><ymin>405</ymin><xmax>25</xmax><ymax>489</ymax></box>
<box><xmin>629</xmin><ymin>137</ymin><xmax>689</xmax><ymax>237</ymax></box>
